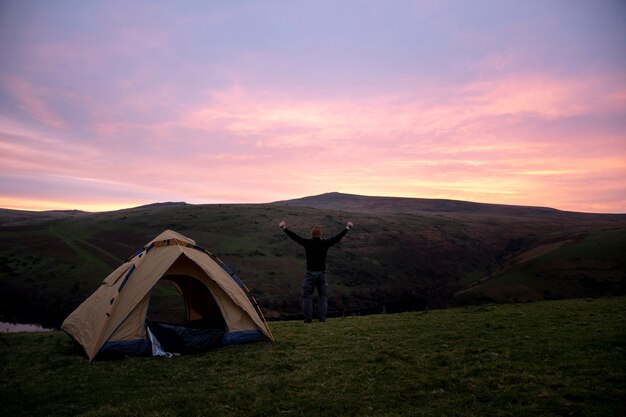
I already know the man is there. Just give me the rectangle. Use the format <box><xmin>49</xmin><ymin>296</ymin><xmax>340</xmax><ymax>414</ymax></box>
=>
<box><xmin>279</xmin><ymin>220</ymin><xmax>354</xmax><ymax>323</ymax></box>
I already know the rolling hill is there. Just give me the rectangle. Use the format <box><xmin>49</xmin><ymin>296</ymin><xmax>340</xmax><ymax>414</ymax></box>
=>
<box><xmin>1</xmin><ymin>192</ymin><xmax>625</xmax><ymax>327</ymax></box>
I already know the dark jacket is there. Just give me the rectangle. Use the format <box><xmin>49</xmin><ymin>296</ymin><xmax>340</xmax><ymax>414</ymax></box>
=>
<box><xmin>283</xmin><ymin>227</ymin><xmax>349</xmax><ymax>272</ymax></box>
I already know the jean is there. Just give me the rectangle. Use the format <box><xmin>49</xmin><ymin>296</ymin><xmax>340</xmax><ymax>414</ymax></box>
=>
<box><xmin>302</xmin><ymin>271</ymin><xmax>328</xmax><ymax>322</ymax></box>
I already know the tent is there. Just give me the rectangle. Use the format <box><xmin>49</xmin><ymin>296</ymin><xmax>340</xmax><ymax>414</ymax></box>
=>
<box><xmin>62</xmin><ymin>230</ymin><xmax>274</xmax><ymax>361</ymax></box>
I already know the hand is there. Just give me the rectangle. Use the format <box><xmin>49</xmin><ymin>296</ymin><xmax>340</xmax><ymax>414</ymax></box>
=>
<box><xmin>279</xmin><ymin>221</ymin><xmax>286</xmax><ymax>230</ymax></box>
<box><xmin>346</xmin><ymin>221</ymin><xmax>353</xmax><ymax>230</ymax></box>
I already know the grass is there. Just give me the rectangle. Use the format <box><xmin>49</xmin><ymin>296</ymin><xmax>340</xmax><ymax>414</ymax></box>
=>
<box><xmin>1</xmin><ymin>297</ymin><xmax>625</xmax><ymax>416</ymax></box>
<box><xmin>459</xmin><ymin>229</ymin><xmax>626</xmax><ymax>303</ymax></box>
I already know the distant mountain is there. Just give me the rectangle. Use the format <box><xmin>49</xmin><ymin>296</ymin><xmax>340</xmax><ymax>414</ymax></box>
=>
<box><xmin>135</xmin><ymin>202</ymin><xmax>188</xmax><ymax>208</ymax></box>
<box><xmin>273</xmin><ymin>192</ymin><xmax>626</xmax><ymax>221</ymax></box>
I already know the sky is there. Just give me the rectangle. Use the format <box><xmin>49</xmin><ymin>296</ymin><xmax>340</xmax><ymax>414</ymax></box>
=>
<box><xmin>0</xmin><ymin>1</ymin><xmax>625</xmax><ymax>213</ymax></box>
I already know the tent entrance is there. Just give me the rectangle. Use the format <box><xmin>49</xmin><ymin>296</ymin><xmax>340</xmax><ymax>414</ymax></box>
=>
<box><xmin>147</xmin><ymin>274</ymin><xmax>227</xmax><ymax>329</ymax></box>
<box><xmin>145</xmin><ymin>279</ymin><xmax>186</xmax><ymax>323</ymax></box>
<box><xmin>146</xmin><ymin>274</ymin><xmax>227</xmax><ymax>354</ymax></box>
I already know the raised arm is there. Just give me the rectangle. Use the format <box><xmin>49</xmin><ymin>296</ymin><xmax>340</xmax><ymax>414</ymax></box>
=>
<box><xmin>326</xmin><ymin>222</ymin><xmax>353</xmax><ymax>246</ymax></box>
<box><xmin>279</xmin><ymin>221</ymin><xmax>308</xmax><ymax>246</ymax></box>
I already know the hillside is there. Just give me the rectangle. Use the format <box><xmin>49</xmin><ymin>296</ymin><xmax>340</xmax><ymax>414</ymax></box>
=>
<box><xmin>0</xmin><ymin>208</ymin><xmax>86</xmax><ymax>226</ymax></box>
<box><xmin>0</xmin><ymin>192</ymin><xmax>625</xmax><ymax>327</ymax></box>
<box><xmin>1</xmin><ymin>297</ymin><xmax>625</xmax><ymax>416</ymax></box>
<box><xmin>274</xmin><ymin>192</ymin><xmax>626</xmax><ymax>220</ymax></box>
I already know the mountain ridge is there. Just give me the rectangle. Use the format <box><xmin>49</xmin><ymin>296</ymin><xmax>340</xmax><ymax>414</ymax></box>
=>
<box><xmin>275</xmin><ymin>191</ymin><xmax>557</xmax><ymax>212</ymax></box>
<box><xmin>272</xmin><ymin>191</ymin><xmax>626</xmax><ymax>221</ymax></box>
<box><xmin>3</xmin><ymin>191</ymin><xmax>624</xmax><ymax>218</ymax></box>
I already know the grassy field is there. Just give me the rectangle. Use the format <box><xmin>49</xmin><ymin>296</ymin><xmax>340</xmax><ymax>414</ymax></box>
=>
<box><xmin>1</xmin><ymin>297</ymin><xmax>624</xmax><ymax>416</ymax></box>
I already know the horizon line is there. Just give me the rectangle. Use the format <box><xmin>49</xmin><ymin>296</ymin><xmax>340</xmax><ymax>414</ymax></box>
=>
<box><xmin>1</xmin><ymin>191</ymin><xmax>625</xmax><ymax>215</ymax></box>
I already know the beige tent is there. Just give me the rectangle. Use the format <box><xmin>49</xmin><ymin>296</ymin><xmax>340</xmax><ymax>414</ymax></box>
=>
<box><xmin>62</xmin><ymin>230</ymin><xmax>273</xmax><ymax>361</ymax></box>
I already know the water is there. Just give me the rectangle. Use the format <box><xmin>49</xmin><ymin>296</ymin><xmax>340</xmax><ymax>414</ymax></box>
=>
<box><xmin>0</xmin><ymin>321</ymin><xmax>54</xmax><ymax>333</ymax></box>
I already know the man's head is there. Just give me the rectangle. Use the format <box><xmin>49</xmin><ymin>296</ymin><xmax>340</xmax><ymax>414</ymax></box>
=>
<box><xmin>311</xmin><ymin>225</ymin><xmax>322</xmax><ymax>238</ymax></box>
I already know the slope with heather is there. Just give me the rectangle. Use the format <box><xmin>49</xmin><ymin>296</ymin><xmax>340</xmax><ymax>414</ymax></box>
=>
<box><xmin>0</xmin><ymin>193</ymin><xmax>625</xmax><ymax>327</ymax></box>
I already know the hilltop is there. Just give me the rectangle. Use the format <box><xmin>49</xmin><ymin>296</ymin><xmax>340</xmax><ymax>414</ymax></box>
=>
<box><xmin>274</xmin><ymin>192</ymin><xmax>626</xmax><ymax>220</ymax></box>
<box><xmin>275</xmin><ymin>191</ymin><xmax>561</xmax><ymax>214</ymax></box>
<box><xmin>0</xmin><ymin>192</ymin><xmax>625</xmax><ymax>327</ymax></box>
<box><xmin>0</xmin><ymin>208</ymin><xmax>87</xmax><ymax>227</ymax></box>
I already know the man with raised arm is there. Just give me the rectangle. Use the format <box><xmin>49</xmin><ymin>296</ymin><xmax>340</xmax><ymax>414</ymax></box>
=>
<box><xmin>279</xmin><ymin>220</ymin><xmax>354</xmax><ymax>323</ymax></box>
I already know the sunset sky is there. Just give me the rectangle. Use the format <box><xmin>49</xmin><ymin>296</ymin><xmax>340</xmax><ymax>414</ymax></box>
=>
<box><xmin>1</xmin><ymin>1</ymin><xmax>625</xmax><ymax>213</ymax></box>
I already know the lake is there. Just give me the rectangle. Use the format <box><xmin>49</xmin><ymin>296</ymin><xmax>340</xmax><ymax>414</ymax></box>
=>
<box><xmin>0</xmin><ymin>321</ymin><xmax>54</xmax><ymax>333</ymax></box>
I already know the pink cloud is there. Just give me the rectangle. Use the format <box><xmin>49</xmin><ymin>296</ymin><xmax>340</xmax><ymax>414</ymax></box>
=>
<box><xmin>458</xmin><ymin>73</ymin><xmax>626</xmax><ymax>120</ymax></box>
<box><xmin>176</xmin><ymin>72</ymin><xmax>624</xmax><ymax>167</ymax></box>
<box><xmin>1</xmin><ymin>69</ymin><xmax>624</xmax><ymax>213</ymax></box>
<box><xmin>1</xmin><ymin>76</ymin><xmax>67</xmax><ymax>129</ymax></box>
